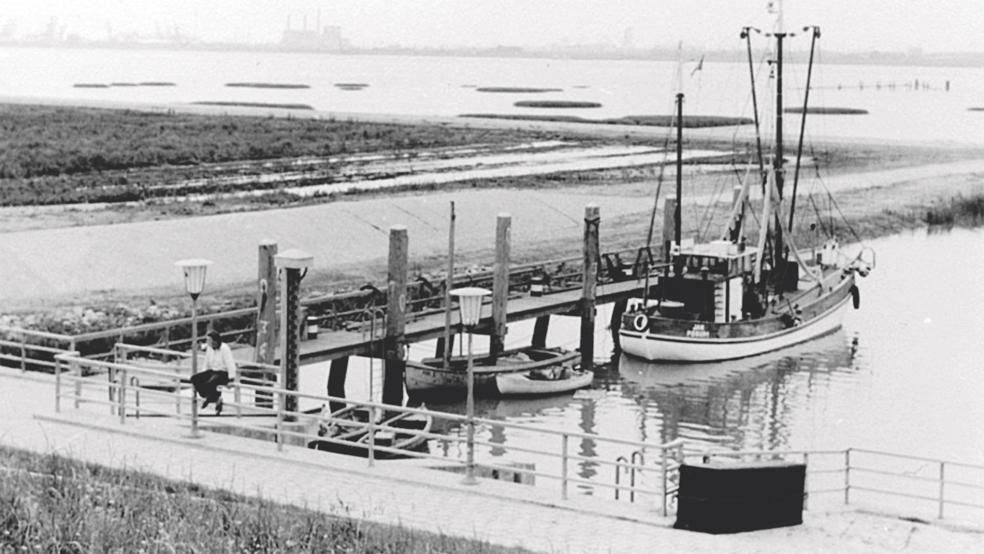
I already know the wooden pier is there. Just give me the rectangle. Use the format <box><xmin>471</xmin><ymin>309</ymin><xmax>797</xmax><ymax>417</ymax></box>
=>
<box><xmin>296</xmin><ymin>276</ymin><xmax>648</xmax><ymax>364</ymax></box>
<box><xmin>240</xmin><ymin>203</ymin><xmax>676</xmax><ymax>405</ymax></box>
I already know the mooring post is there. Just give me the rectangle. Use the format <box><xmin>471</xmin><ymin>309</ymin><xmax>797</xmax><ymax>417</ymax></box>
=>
<box><xmin>275</xmin><ymin>249</ymin><xmax>312</xmax><ymax>422</ymax></box>
<box><xmin>327</xmin><ymin>357</ymin><xmax>349</xmax><ymax>413</ymax></box>
<box><xmin>531</xmin><ymin>316</ymin><xmax>550</xmax><ymax>348</ymax></box>
<box><xmin>435</xmin><ymin>336</ymin><xmax>455</xmax><ymax>359</ymax></box>
<box><xmin>581</xmin><ymin>205</ymin><xmax>599</xmax><ymax>372</ymax></box>
<box><xmin>490</xmin><ymin>213</ymin><xmax>511</xmax><ymax>360</ymax></box>
<box><xmin>662</xmin><ymin>195</ymin><xmax>678</xmax><ymax>261</ymax></box>
<box><xmin>383</xmin><ymin>225</ymin><xmax>408</xmax><ymax>406</ymax></box>
<box><xmin>254</xmin><ymin>240</ymin><xmax>278</xmax><ymax>407</ymax></box>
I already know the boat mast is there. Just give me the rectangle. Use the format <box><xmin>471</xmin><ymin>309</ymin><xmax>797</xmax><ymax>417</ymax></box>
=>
<box><xmin>772</xmin><ymin>2</ymin><xmax>786</xmax><ymax>270</ymax></box>
<box><xmin>674</xmin><ymin>91</ymin><xmax>683</xmax><ymax>259</ymax></box>
<box><xmin>673</xmin><ymin>42</ymin><xmax>684</xmax><ymax>269</ymax></box>
<box><xmin>788</xmin><ymin>26</ymin><xmax>820</xmax><ymax>234</ymax></box>
<box><xmin>443</xmin><ymin>201</ymin><xmax>455</xmax><ymax>371</ymax></box>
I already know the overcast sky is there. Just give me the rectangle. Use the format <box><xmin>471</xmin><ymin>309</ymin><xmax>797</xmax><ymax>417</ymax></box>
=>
<box><xmin>2</xmin><ymin>0</ymin><xmax>981</xmax><ymax>53</ymax></box>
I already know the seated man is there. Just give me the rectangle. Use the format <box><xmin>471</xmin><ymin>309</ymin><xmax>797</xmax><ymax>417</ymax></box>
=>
<box><xmin>190</xmin><ymin>331</ymin><xmax>237</xmax><ymax>414</ymax></box>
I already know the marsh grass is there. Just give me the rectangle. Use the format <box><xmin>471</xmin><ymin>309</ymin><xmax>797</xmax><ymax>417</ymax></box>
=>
<box><xmin>924</xmin><ymin>193</ymin><xmax>984</xmax><ymax>226</ymax></box>
<box><xmin>784</xmin><ymin>107</ymin><xmax>869</xmax><ymax>115</ymax></box>
<box><xmin>0</xmin><ymin>103</ymin><xmax>553</xmax><ymax>206</ymax></box>
<box><xmin>192</xmin><ymin>101</ymin><xmax>315</xmax><ymax>110</ymax></box>
<box><xmin>225</xmin><ymin>83</ymin><xmax>310</xmax><ymax>89</ymax></box>
<box><xmin>0</xmin><ymin>446</ymin><xmax>532</xmax><ymax>553</ymax></box>
<box><xmin>514</xmin><ymin>100</ymin><xmax>602</xmax><ymax>108</ymax></box>
<box><xmin>476</xmin><ymin>87</ymin><xmax>562</xmax><ymax>93</ymax></box>
<box><xmin>460</xmin><ymin>113</ymin><xmax>753</xmax><ymax>127</ymax></box>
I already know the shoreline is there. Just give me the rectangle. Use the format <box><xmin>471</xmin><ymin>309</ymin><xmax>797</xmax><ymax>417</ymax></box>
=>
<box><xmin>1</xmin><ymin>96</ymin><xmax>983</xmax><ymax>317</ymax></box>
<box><xmin>5</xmin><ymin>94</ymin><xmax>984</xmax><ymax>150</ymax></box>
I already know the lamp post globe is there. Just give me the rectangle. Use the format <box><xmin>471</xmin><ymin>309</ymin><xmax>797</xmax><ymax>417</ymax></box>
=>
<box><xmin>450</xmin><ymin>286</ymin><xmax>490</xmax><ymax>485</ymax></box>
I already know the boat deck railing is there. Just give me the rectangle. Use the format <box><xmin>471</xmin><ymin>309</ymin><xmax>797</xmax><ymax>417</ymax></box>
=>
<box><xmin>49</xmin><ymin>344</ymin><xmax>984</xmax><ymax>522</ymax></box>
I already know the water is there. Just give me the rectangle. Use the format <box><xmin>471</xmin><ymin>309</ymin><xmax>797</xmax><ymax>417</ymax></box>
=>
<box><xmin>3</xmin><ymin>47</ymin><xmax>984</xmax><ymax>144</ymax></box>
<box><xmin>305</xmin><ymin>227</ymin><xmax>984</xmax><ymax>484</ymax></box>
<box><xmin>4</xmin><ymin>46</ymin><xmax>981</xmax><ymax>486</ymax></box>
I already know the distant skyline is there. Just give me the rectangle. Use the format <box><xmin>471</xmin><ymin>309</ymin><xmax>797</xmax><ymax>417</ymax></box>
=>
<box><xmin>2</xmin><ymin>0</ymin><xmax>982</xmax><ymax>53</ymax></box>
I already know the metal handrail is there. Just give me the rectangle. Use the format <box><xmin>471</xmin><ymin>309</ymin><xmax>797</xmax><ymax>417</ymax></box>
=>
<box><xmin>52</xmin><ymin>352</ymin><xmax>984</xmax><ymax>520</ymax></box>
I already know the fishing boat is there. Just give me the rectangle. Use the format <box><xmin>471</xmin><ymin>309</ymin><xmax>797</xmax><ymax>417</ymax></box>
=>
<box><xmin>307</xmin><ymin>405</ymin><xmax>432</xmax><ymax>459</ymax></box>
<box><xmin>405</xmin><ymin>345</ymin><xmax>579</xmax><ymax>397</ymax></box>
<box><xmin>495</xmin><ymin>366</ymin><xmax>593</xmax><ymax>397</ymax></box>
<box><xmin>619</xmin><ymin>15</ymin><xmax>874</xmax><ymax>363</ymax></box>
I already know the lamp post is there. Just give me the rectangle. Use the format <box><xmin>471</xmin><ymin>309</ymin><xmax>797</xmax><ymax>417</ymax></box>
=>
<box><xmin>176</xmin><ymin>258</ymin><xmax>212</xmax><ymax>438</ymax></box>
<box><xmin>451</xmin><ymin>286</ymin><xmax>490</xmax><ymax>485</ymax></box>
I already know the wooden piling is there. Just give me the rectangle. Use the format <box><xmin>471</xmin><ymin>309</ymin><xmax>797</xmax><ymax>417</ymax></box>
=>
<box><xmin>383</xmin><ymin>225</ymin><xmax>408</xmax><ymax>406</ymax></box>
<box><xmin>581</xmin><ymin>205</ymin><xmax>599</xmax><ymax>372</ymax></box>
<box><xmin>435</xmin><ymin>336</ymin><xmax>455</xmax><ymax>359</ymax></box>
<box><xmin>531</xmin><ymin>316</ymin><xmax>550</xmax><ymax>348</ymax></box>
<box><xmin>490</xmin><ymin>213</ymin><xmax>511</xmax><ymax>359</ymax></box>
<box><xmin>253</xmin><ymin>240</ymin><xmax>278</xmax><ymax>407</ymax></box>
<box><xmin>327</xmin><ymin>357</ymin><xmax>349</xmax><ymax>413</ymax></box>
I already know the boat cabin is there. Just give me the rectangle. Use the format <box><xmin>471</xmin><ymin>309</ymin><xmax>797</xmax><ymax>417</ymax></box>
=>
<box><xmin>654</xmin><ymin>240</ymin><xmax>760</xmax><ymax>323</ymax></box>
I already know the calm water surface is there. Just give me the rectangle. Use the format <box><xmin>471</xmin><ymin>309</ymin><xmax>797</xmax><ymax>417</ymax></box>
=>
<box><xmin>6</xmin><ymin>46</ymin><xmax>981</xmax><ymax>485</ymax></box>
<box><xmin>3</xmin><ymin>47</ymin><xmax>984</xmax><ymax>144</ymax></box>
<box><xmin>317</xmin><ymin>228</ymin><xmax>984</xmax><ymax>481</ymax></box>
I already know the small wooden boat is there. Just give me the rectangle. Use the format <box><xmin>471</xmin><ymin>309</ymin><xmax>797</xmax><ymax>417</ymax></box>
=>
<box><xmin>307</xmin><ymin>405</ymin><xmax>432</xmax><ymax>459</ymax></box>
<box><xmin>405</xmin><ymin>345</ymin><xmax>579</xmax><ymax>397</ymax></box>
<box><xmin>495</xmin><ymin>367</ymin><xmax>594</xmax><ymax>397</ymax></box>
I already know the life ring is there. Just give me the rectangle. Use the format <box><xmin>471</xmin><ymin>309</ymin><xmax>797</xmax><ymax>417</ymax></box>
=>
<box><xmin>632</xmin><ymin>313</ymin><xmax>649</xmax><ymax>332</ymax></box>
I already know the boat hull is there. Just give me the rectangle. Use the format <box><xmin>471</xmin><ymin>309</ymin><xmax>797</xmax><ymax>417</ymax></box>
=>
<box><xmin>620</xmin><ymin>273</ymin><xmax>856</xmax><ymax>363</ymax></box>
<box><xmin>495</xmin><ymin>370</ymin><xmax>594</xmax><ymax>396</ymax></box>
<box><xmin>307</xmin><ymin>410</ymin><xmax>432</xmax><ymax>460</ymax></box>
<box><xmin>405</xmin><ymin>346</ymin><xmax>579</xmax><ymax>396</ymax></box>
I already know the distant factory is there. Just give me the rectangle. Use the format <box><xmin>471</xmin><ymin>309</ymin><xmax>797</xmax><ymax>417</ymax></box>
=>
<box><xmin>280</xmin><ymin>13</ymin><xmax>346</xmax><ymax>52</ymax></box>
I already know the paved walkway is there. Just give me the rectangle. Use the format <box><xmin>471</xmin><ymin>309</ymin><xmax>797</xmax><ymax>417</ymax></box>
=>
<box><xmin>2</xmin><ymin>369</ymin><xmax>982</xmax><ymax>553</ymax></box>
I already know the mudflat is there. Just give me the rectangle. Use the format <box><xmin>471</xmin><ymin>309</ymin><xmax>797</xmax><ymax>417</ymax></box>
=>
<box><xmin>1</xmin><ymin>100</ymin><xmax>983</xmax><ymax>313</ymax></box>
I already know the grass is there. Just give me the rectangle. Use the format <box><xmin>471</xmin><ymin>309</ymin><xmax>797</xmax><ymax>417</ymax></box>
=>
<box><xmin>476</xmin><ymin>87</ymin><xmax>563</xmax><ymax>93</ymax></box>
<box><xmin>0</xmin><ymin>103</ymin><xmax>557</xmax><ymax>206</ymax></box>
<box><xmin>0</xmin><ymin>446</ymin><xmax>532</xmax><ymax>553</ymax></box>
<box><xmin>225</xmin><ymin>83</ymin><xmax>310</xmax><ymax>89</ymax></box>
<box><xmin>514</xmin><ymin>100</ymin><xmax>602</xmax><ymax>108</ymax></box>
<box><xmin>460</xmin><ymin>113</ymin><xmax>753</xmax><ymax>128</ymax></box>
<box><xmin>924</xmin><ymin>193</ymin><xmax>984</xmax><ymax>225</ymax></box>
<box><xmin>784</xmin><ymin>107</ymin><xmax>869</xmax><ymax>115</ymax></box>
<box><xmin>192</xmin><ymin>101</ymin><xmax>315</xmax><ymax>110</ymax></box>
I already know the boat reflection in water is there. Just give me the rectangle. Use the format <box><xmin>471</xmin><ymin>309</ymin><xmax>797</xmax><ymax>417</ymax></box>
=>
<box><xmin>417</xmin><ymin>329</ymin><xmax>858</xmax><ymax>494</ymax></box>
<box><xmin>616</xmin><ymin>329</ymin><xmax>860</xmax><ymax>453</ymax></box>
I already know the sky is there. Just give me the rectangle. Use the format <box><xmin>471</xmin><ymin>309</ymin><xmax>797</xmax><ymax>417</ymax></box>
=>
<box><xmin>2</xmin><ymin>0</ymin><xmax>982</xmax><ymax>53</ymax></box>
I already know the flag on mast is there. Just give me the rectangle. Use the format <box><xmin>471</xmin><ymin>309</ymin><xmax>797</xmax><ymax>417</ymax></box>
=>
<box><xmin>690</xmin><ymin>55</ymin><xmax>704</xmax><ymax>77</ymax></box>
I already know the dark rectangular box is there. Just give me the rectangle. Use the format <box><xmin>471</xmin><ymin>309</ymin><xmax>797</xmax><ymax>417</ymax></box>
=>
<box><xmin>674</xmin><ymin>461</ymin><xmax>806</xmax><ymax>534</ymax></box>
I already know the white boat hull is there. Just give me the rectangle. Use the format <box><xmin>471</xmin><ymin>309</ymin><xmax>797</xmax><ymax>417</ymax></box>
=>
<box><xmin>495</xmin><ymin>370</ymin><xmax>594</xmax><ymax>396</ymax></box>
<box><xmin>619</xmin><ymin>295</ymin><xmax>851</xmax><ymax>362</ymax></box>
<box><xmin>404</xmin><ymin>347</ymin><xmax>579</xmax><ymax>394</ymax></box>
